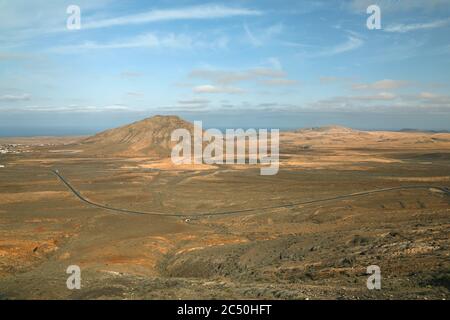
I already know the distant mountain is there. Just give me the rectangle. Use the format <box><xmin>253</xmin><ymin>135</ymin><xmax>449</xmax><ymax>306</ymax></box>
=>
<box><xmin>399</xmin><ymin>128</ymin><xmax>450</xmax><ymax>133</ymax></box>
<box><xmin>296</xmin><ymin>125</ymin><xmax>356</xmax><ymax>134</ymax></box>
<box><xmin>80</xmin><ymin>115</ymin><xmax>195</xmax><ymax>157</ymax></box>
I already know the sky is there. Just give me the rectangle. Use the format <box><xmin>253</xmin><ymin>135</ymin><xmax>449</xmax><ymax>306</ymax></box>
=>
<box><xmin>1</xmin><ymin>0</ymin><xmax>450</xmax><ymax>135</ymax></box>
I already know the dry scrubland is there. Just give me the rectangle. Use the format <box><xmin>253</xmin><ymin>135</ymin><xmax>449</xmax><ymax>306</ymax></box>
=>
<box><xmin>0</xmin><ymin>116</ymin><xmax>449</xmax><ymax>299</ymax></box>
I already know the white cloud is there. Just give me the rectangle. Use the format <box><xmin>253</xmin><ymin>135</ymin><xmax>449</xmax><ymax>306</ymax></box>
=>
<box><xmin>385</xmin><ymin>18</ymin><xmax>450</xmax><ymax>33</ymax></box>
<box><xmin>250</xmin><ymin>68</ymin><xmax>286</xmax><ymax>78</ymax></box>
<box><xmin>189</xmin><ymin>67</ymin><xmax>286</xmax><ymax>85</ymax></box>
<box><xmin>0</xmin><ymin>3</ymin><xmax>248</xmax><ymax>48</ymax></box>
<box><xmin>3</xmin><ymin>104</ymin><xmax>138</xmax><ymax>113</ymax></box>
<box><xmin>419</xmin><ymin>92</ymin><xmax>439</xmax><ymax>99</ymax></box>
<box><xmin>318</xmin><ymin>35</ymin><xmax>363</xmax><ymax>56</ymax></box>
<box><xmin>187</xmin><ymin>65</ymin><xmax>298</xmax><ymax>93</ymax></box>
<box><xmin>0</xmin><ymin>93</ymin><xmax>30</xmax><ymax>101</ymax></box>
<box><xmin>244</xmin><ymin>24</ymin><xmax>260</xmax><ymax>46</ymax></box>
<box><xmin>354</xmin><ymin>92</ymin><xmax>397</xmax><ymax>101</ymax></box>
<box><xmin>50</xmin><ymin>32</ymin><xmax>228</xmax><ymax>53</ymax></box>
<box><xmin>348</xmin><ymin>0</ymin><xmax>450</xmax><ymax>13</ymax></box>
<box><xmin>178</xmin><ymin>98</ymin><xmax>210</xmax><ymax>104</ymax></box>
<box><xmin>0</xmin><ymin>52</ymin><xmax>28</xmax><ymax>61</ymax></box>
<box><xmin>84</xmin><ymin>4</ymin><xmax>262</xmax><ymax>30</ymax></box>
<box><xmin>330</xmin><ymin>92</ymin><xmax>398</xmax><ymax>102</ymax></box>
<box><xmin>352</xmin><ymin>79</ymin><xmax>410</xmax><ymax>90</ymax></box>
<box><xmin>243</xmin><ymin>23</ymin><xmax>284</xmax><ymax>47</ymax></box>
<box><xmin>261</xmin><ymin>79</ymin><xmax>299</xmax><ymax>86</ymax></box>
<box><xmin>319</xmin><ymin>76</ymin><xmax>354</xmax><ymax>85</ymax></box>
<box><xmin>126</xmin><ymin>92</ymin><xmax>144</xmax><ymax>97</ymax></box>
<box><xmin>416</xmin><ymin>92</ymin><xmax>450</xmax><ymax>104</ymax></box>
<box><xmin>0</xmin><ymin>0</ymin><xmax>113</xmax><ymax>44</ymax></box>
<box><xmin>193</xmin><ymin>85</ymin><xmax>245</xmax><ymax>94</ymax></box>
<box><xmin>266</xmin><ymin>57</ymin><xmax>282</xmax><ymax>70</ymax></box>
<box><xmin>0</xmin><ymin>0</ymin><xmax>109</xmax><ymax>30</ymax></box>
<box><xmin>309</xmin><ymin>91</ymin><xmax>450</xmax><ymax>113</ymax></box>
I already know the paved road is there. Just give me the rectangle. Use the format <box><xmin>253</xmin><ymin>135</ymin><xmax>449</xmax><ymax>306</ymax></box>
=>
<box><xmin>52</xmin><ymin>169</ymin><xmax>449</xmax><ymax>218</ymax></box>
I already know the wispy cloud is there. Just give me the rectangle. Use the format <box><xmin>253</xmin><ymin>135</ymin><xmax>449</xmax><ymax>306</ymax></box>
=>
<box><xmin>193</xmin><ymin>85</ymin><xmax>245</xmax><ymax>94</ymax></box>
<box><xmin>261</xmin><ymin>78</ymin><xmax>299</xmax><ymax>86</ymax></box>
<box><xmin>187</xmin><ymin>65</ymin><xmax>298</xmax><ymax>93</ymax></box>
<box><xmin>319</xmin><ymin>35</ymin><xmax>364</xmax><ymax>56</ymax></box>
<box><xmin>0</xmin><ymin>52</ymin><xmax>28</xmax><ymax>61</ymax></box>
<box><xmin>319</xmin><ymin>76</ymin><xmax>354</xmax><ymax>85</ymax></box>
<box><xmin>352</xmin><ymin>79</ymin><xmax>410</xmax><ymax>90</ymax></box>
<box><xmin>309</xmin><ymin>91</ymin><xmax>450</xmax><ymax>113</ymax></box>
<box><xmin>266</xmin><ymin>57</ymin><xmax>283</xmax><ymax>70</ymax></box>
<box><xmin>352</xmin><ymin>92</ymin><xmax>397</xmax><ymax>101</ymax></box>
<box><xmin>49</xmin><ymin>33</ymin><xmax>228</xmax><ymax>53</ymax></box>
<box><xmin>348</xmin><ymin>0</ymin><xmax>450</xmax><ymax>13</ymax></box>
<box><xmin>188</xmin><ymin>67</ymin><xmax>287</xmax><ymax>85</ymax></box>
<box><xmin>243</xmin><ymin>23</ymin><xmax>284</xmax><ymax>47</ymax></box>
<box><xmin>84</xmin><ymin>4</ymin><xmax>262</xmax><ymax>30</ymax></box>
<box><xmin>2</xmin><ymin>104</ymin><xmax>139</xmax><ymax>113</ymax></box>
<box><xmin>120</xmin><ymin>71</ymin><xmax>143</xmax><ymax>78</ymax></box>
<box><xmin>178</xmin><ymin>98</ymin><xmax>210</xmax><ymax>105</ymax></box>
<box><xmin>126</xmin><ymin>92</ymin><xmax>144</xmax><ymax>97</ymax></box>
<box><xmin>385</xmin><ymin>18</ymin><xmax>450</xmax><ymax>33</ymax></box>
<box><xmin>416</xmin><ymin>92</ymin><xmax>450</xmax><ymax>105</ymax></box>
<box><xmin>0</xmin><ymin>93</ymin><xmax>31</xmax><ymax>101</ymax></box>
<box><xmin>243</xmin><ymin>24</ymin><xmax>260</xmax><ymax>46</ymax></box>
<box><xmin>315</xmin><ymin>92</ymin><xmax>397</xmax><ymax>104</ymax></box>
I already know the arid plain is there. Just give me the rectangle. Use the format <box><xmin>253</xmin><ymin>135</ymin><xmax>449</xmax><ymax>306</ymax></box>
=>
<box><xmin>0</xmin><ymin>116</ymin><xmax>449</xmax><ymax>299</ymax></box>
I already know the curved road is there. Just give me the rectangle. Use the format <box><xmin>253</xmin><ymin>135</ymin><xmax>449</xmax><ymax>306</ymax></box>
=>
<box><xmin>51</xmin><ymin>169</ymin><xmax>449</xmax><ymax>218</ymax></box>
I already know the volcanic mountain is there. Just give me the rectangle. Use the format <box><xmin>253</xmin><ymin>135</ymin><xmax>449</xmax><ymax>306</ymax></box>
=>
<box><xmin>80</xmin><ymin>115</ymin><xmax>195</xmax><ymax>157</ymax></box>
<box><xmin>295</xmin><ymin>125</ymin><xmax>357</xmax><ymax>134</ymax></box>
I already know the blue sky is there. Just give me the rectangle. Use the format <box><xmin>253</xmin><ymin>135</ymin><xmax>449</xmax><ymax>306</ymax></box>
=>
<box><xmin>1</xmin><ymin>0</ymin><xmax>450</xmax><ymax>135</ymax></box>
